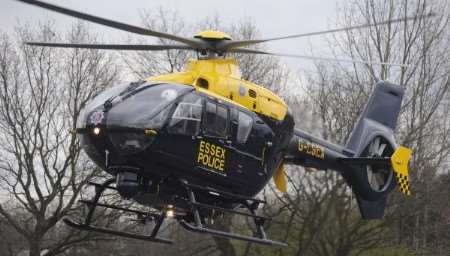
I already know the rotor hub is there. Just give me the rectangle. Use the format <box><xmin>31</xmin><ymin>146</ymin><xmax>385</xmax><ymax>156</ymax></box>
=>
<box><xmin>194</xmin><ymin>30</ymin><xmax>232</xmax><ymax>41</ymax></box>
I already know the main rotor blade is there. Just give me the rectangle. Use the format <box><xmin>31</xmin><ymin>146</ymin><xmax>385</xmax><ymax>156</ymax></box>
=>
<box><xmin>230</xmin><ymin>48</ymin><xmax>409</xmax><ymax>67</ymax></box>
<box><xmin>25</xmin><ymin>42</ymin><xmax>195</xmax><ymax>51</ymax></box>
<box><xmin>16</xmin><ymin>0</ymin><xmax>202</xmax><ymax>48</ymax></box>
<box><xmin>222</xmin><ymin>13</ymin><xmax>434</xmax><ymax>50</ymax></box>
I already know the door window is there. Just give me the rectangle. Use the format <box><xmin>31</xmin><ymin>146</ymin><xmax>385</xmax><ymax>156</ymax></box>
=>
<box><xmin>168</xmin><ymin>92</ymin><xmax>203</xmax><ymax>136</ymax></box>
<box><xmin>203</xmin><ymin>101</ymin><xmax>229</xmax><ymax>138</ymax></box>
<box><xmin>236</xmin><ymin>111</ymin><xmax>253</xmax><ymax>144</ymax></box>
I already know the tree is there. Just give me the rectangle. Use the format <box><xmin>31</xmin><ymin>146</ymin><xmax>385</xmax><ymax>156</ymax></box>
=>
<box><xmin>0</xmin><ymin>21</ymin><xmax>118</xmax><ymax>256</ymax></box>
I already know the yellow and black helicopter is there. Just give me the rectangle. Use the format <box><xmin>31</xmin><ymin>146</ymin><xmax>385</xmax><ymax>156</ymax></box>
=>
<box><xmin>17</xmin><ymin>0</ymin><xmax>416</xmax><ymax>247</ymax></box>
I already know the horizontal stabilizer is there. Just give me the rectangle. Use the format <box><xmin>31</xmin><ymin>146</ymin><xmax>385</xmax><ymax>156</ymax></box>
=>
<box><xmin>338</xmin><ymin>146</ymin><xmax>412</xmax><ymax>196</ymax></box>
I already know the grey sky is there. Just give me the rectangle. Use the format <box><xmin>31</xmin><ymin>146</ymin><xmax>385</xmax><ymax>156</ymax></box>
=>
<box><xmin>1</xmin><ymin>0</ymin><xmax>341</xmax><ymax>72</ymax></box>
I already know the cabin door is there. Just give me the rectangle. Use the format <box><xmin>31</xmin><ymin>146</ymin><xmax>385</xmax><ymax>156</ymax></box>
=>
<box><xmin>195</xmin><ymin>100</ymin><xmax>234</xmax><ymax>178</ymax></box>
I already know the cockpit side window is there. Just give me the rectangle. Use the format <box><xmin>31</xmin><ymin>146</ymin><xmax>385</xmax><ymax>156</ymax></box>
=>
<box><xmin>168</xmin><ymin>92</ymin><xmax>203</xmax><ymax>136</ymax></box>
<box><xmin>236</xmin><ymin>111</ymin><xmax>253</xmax><ymax>144</ymax></box>
<box><xmin>105</xmin><ymin>83</ymin><xmax>191</xmax><ymax>130</ymax></box>
<box><xmin>203</xmin><ymin>101</ymin><xmax>229</xmax><ymax>138</ymax></box>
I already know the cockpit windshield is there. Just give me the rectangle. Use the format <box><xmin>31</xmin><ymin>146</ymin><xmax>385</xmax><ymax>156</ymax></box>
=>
<box><xmin>107</xmin><ymin>83</ymin><xmax>192</xmax><ymax>129</ymax></box>
<box><xmin>77</xmin><ymin>82</ymin><xmax>130</xmax><ymax>128</ymax></box>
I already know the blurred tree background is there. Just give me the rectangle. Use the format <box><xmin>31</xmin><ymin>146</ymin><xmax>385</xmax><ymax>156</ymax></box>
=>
<box><xmin>0</xmin><ymin>0</ymin><xmax>449</xmax><ymax>255</ymax></box>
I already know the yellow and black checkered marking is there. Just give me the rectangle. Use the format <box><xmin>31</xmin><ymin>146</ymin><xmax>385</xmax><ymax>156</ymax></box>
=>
<box><xmin>390</xmin><ymin>146</ymin><xmax>413</xmax><ymax>196</ymax></box>
<box><xmin>395</xmin><ymin>173</ymin><xmax>411</xmax><ymax>196</ymax></box>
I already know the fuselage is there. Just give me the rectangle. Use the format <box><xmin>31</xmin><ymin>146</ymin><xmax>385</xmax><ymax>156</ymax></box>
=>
<box><xmin>77</xmin><ymin>59</ymin><xmax>294</xmax><ymax>208</ymax></box>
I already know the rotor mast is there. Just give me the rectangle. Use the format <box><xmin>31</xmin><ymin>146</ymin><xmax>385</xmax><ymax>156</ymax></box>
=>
<box><xmin>194</xmin><ymin>31</ymin><xmax>232</xmax><ymax>60</ymax></box>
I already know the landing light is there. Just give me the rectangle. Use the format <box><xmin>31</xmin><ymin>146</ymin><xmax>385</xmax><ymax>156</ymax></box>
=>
<box><xmin>93</xmin><ymin>127</ymin><xmax>101</xmax><ymax>135</ymax></box>
<box><xmin>166</xmin><ymin>205</ymin><xmax>175</xmax><ymax>218</ymax></box>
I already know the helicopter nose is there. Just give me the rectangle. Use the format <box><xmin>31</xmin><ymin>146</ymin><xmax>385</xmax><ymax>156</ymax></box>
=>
<box><xmin>108</xmin><ymin>129</ymin><xmax>157</xmax><ymax>156</ymax></box>
<box><xmin>78</xmin><ymin>107</ymin><xmax>158</xmax><ymax>161</ymax></box>
<box><xmin>78</xmin><ymin>82</ymin><xmax>190</xmax><ymax>157</ymax></box>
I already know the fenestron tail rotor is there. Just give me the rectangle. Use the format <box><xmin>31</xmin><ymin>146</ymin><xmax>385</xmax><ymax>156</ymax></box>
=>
<box><xmin>366</xmin><ymin>137</ymin><xmax>392</xmax><ymax>193</ymax></box>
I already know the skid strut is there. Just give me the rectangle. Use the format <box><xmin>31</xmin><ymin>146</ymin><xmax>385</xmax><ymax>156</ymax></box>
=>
<box><xmin>178</xmin><ymin>180</ymin><xmax>287</xmax><ymax>247</ymax></box>
<box><xmin>63</xmin><ymin>178</ymin><xmax>173</xmax><ymax>244</ymax></box>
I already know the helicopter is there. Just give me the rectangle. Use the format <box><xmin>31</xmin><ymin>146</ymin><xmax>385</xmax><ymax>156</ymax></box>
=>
<box><xmin>16</xmin><ymin>0</ymin><xmax>417</xmax><ymax>247</ymax></box>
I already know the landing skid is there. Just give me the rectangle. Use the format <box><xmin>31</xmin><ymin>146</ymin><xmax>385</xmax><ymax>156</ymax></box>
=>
<box><xmin>63</xmin><ymin>178</ymin><xmax>173</xmax><ymax>244</ymax></box>
<box><xmin>178</xmin><ymin>180</ymin><xmax>287</xmax><ymax>247</ymax></box>
<box><xmin>64</xmin><ymin>178</ymin><xmax>287</xmax><ymax>247</ymax></box>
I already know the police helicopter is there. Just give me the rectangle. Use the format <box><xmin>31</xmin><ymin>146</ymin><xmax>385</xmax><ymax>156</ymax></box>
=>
<box><xmin>17</xmin><ymin>0</ymin><xmax>416</xmax><ymax>247</ymax></box>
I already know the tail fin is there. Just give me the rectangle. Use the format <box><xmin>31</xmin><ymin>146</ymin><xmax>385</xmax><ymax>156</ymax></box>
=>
<box><xmin>343</xmin><ymin>81</ymin><xmax>411</xmax><ymax>219</ymax></box>
<box><xmin>346</xmin><ymin>81</ymin><xmax>404</xmax><ymax>153</ymax></box>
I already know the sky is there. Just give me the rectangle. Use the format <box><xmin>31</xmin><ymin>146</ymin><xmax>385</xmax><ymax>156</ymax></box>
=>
<box><xmin>0</xmin><ymin>0</ymin><xmax>341</xmax><ymax>73</ymax></box>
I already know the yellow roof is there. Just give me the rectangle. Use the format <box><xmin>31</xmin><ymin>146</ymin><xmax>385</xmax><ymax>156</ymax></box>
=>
<box><xmin>147</xmin><ymin>58</ymin><xmax>287</xmax><ymax>121</ymax></box>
